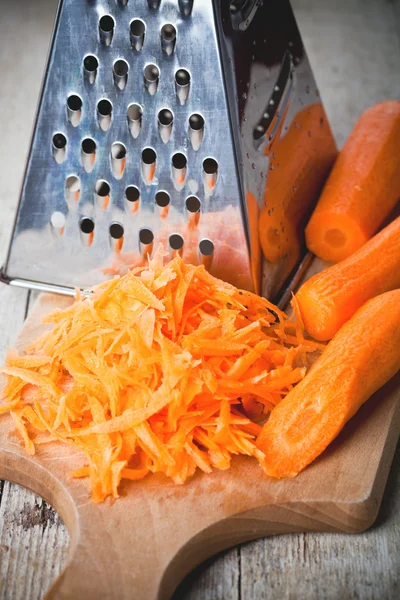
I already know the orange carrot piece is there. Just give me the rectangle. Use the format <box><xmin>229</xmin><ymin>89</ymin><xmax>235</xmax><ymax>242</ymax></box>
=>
<box><xmin>306</xmin><ymin>101</ymin><xmax>400</xmax><ymax>262</ymax></box>
<box><xmin>0</xmin><ymin>250</ymin><xmax>318</xmax><ymax>501</ymax></box>
<box><xmin>296</xmin><ymin>216</ymin><xmax>400</xmax><ymax>341</ymax></box>
<box><xmin>256</xmin><ymin>290</ymin><xmax>400</xmax><ymax>478</ymax></box>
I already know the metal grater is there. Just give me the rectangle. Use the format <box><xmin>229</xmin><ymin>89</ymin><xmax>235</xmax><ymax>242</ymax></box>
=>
<box><xmin>0</xmin><ymin>0</ymin><xmax>336</xmax><ymax>301</ymax></box>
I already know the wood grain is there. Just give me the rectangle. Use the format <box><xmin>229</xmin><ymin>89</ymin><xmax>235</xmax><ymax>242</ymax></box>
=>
<box><xmin>1</xmin><ymin>1</ymin><xmax>400</xmax><ymax>599</ymax></box>
<box><xmin>0</xmin><ymin>292</ymin><xmax>399</xmax><ymax>600</ymax></box>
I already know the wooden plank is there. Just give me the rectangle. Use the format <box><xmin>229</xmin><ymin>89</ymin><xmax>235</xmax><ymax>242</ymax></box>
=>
<box><xmin>0</xmin><ymin>482</ymin><xmax>68</xmax><ymax>600</ymax></box>
<box><xmin>238</xmin><ymin>445</ymin><xmax>400</xmax><ymax>600</ymax></box>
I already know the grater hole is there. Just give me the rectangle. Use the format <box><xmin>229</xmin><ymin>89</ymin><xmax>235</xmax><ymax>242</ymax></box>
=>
<box><xmin>110</xmin><ymin>222</ymin><xmax>124</xmax><ymax>239</ymax></box>
<box><xmin>98</xmin><ymin>99</ymin><xmax>112</xmax><ymax>116</ymax></box>
<box><xmin>188</xmin><ymin>113</ymin><xmax>204</xmax><ymax>150</ymax></box>
<box><xmin>142</xmin><ymin>148</ymin><xmax>157</xmax><ymax>184</ymax></box>
<box><xmin>203</xmin><ymin>157</ymin><xmax>218</xmax><ymax>174</ymax></box>
<box><xmin>83</xmin><ymin>55</ymin><xmax>98</xmax><ymax>73</ymax></box>
<box><xmin>172</xmin><ymin>153</ymin><xmax>187</xmax><ymax>169</ymax></box>
<box><xmin>130</xmin><ymin>19</ymin><xmax>145</xmax><ymax>36</ymax></box>
<box><xmin>111</xmin><ymin>142</ymin><xmax>127</xmax><ymax>159</ymax></box>
<box><xmin>82</xmin><ymin>138</ymin><xmax>96</xmax><ymax>154</ymax></box>
<box><xmin>95</xmin><ymin>179</ymin><xmax>110</xmax><ymax>197</ymax></box>
<box><xmin>80</xmin><ymin>217</ymin><xmax>95</xmax><ymax>234</ymax></box>
<box><xmin>50</xmin><ymin>211</ymin><xmax>66</xmax><ymax>232</ymax></box>
<box><xmin>147</xmin><ymin>0</ymin><xmax>161</xmax><ymax>8</ymax></box>
<box><xmin>155</xmin><ymin>191</ymin><xmax>170</xmax><ymax>207</ymax></box>
<box><xmin>158</xmin><ymin>109</ymin><xmax>173</xmax><ymax>143</ymax></box>
<box><xmin>126</xmin><ymin>185</ymin><xmax>140</xmax><ymax>202</ymax></box>
<box><xmin>130</xmin><ymin>19</ymin><xmax>146</xmax><ymax>51</ymax></box>
<box><xmin>144</xmin><ymin>64</ymin><xmax>160</xmax><ymax>95</ymax></box>
<box><xmin>142</xmin><ymin>147</ymin><xmax>156</xmax><ymax>165</ymax></box>
<box><xmin>199</xmin><ymin>238</ymin><xmax>214</xmax><ymax>256</ymax></box>
<box><xmin>127</xmin><ymin>103</ymin><xmax>143</xmax><ymax>138</ymax></box>
<box><xmin>144</xmin><ymin>65</ymin><xmax>159</xmax><ymax>82</ymax></box>
<box><xmin>65</xmin><ymin>175</ymin><xmax>80</xmax><ymax>203</ymax></box>
<box><xmin>161</xmin><ymin>24</ymin><xmax>177</xmax><ymax>55</ymax></box>
<box><xmin>189</xmin><ymin>114</ymin><xmax>204</xmax><ymax>131</ymax></box>
<box><xmin>128</xmin><ymin>103</ymin><xmax>143</xmax><ymax>121</ymax></box>
<box><xmin>53</xmin><ymin>132</ymin><xmax>67</xmax><ymax>149</ymax></box>
<box><xmin>175</xmin><ymin>69</ymin><xmax>190</xmax><ymax>105</ymax></box>
<box><xmin>186</xmin><ymin>195</ymin><xmax>201</xmax><ymax>213</ymax></box>
<box><xmin>114</xmin><ymin>59</ymin><xmax>129</xmax><ymax>76</ymax></box>
<box><xmin>139</xmin><ymin>228</ymin><xmax>154</xmax><ymax>245</ymax></box>
<box><xmin>161</xmin><ymin>24</ymin><xmax>176</xmax><ymax>41</ymax></box>
<box><xmin>67</xmin><ymin>94</ymin><xmax>82</xmax><ymax>111</ymax></box>
<box><xmin>169</xmin><ymin>233</ymin><xmax>184</xmax><ymax>251</ymax></box>
<box><xmin>99</xmin><ymin>15</ymin><xmax>114</xmax><ymax>33</ymax></box>
<box><xmin>175</xmin><ymin>69</ymin><xmax>190</xmax><ymax>87</ymax></box>
<box><xmin>158</xmin><ymin>109</ymin><xmax>173</xmax><ymax>126</ymax></box>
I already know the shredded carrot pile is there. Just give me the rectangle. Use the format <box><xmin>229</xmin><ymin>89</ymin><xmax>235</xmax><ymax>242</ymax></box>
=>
<box><xmin>0</xmin><ymin>250</ymin><xmax>322</xmax><ymax>502</ymax></box>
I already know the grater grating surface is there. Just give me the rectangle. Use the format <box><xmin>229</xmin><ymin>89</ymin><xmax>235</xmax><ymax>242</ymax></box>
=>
<box><xmin>1</xmin><ymin>0</ymin><xmax>336</xmax><ymax>299</ymax></box>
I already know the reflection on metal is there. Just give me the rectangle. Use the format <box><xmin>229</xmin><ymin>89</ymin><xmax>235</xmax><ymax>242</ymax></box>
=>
<box><xmin>2</xmin><ymin>0</ymin><xmax>336</xmax><ymax>300</ymax></box>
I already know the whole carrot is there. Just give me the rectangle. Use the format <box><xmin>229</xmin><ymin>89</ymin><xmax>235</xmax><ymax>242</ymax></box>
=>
<box><xmin>296</xmin><ymin>215</ymin><xmax>400</xmax><ymax>341</ymax></box>
<box><xmin>305</xmin><ymin>100</ymin><xmax>400</xmax><ymax>262</ymax></box>
<box><xmin>256</xmin><ymin>290</ymin><xmax>400</xmax><ymax>479</ymax></box>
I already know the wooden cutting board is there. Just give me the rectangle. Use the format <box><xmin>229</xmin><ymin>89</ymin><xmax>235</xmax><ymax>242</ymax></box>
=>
<box><xmin>1</xmin><ymin>291</ymin><xmax>399</xmax><ymax>600</ymax></box>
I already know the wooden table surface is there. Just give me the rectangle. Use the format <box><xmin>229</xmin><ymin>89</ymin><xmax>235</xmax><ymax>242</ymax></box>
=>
<box><xmin>0</xmin><ymin>0</ymin><xmax>399</xmax><ymax>598</ymax></box>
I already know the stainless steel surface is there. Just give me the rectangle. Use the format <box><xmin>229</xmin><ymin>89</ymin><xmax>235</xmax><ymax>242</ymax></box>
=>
<box><xmin>1</xmin><ymin>0</ymin><xmax>335</xmax><ymax>298</ymax></box>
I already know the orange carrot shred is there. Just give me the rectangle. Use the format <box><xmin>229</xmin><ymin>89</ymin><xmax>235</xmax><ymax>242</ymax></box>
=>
<box><xmin>0</xmin><ymin>248</ymin><xmax>318</xmax><ymax>501</ymax></box>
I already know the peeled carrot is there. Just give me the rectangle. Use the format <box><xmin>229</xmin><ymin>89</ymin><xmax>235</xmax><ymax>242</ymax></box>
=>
<box><xmin>256</xmin><ymin>290</ymin><xmax>400</xmax><ymax>478</ymax></box>
<box><xmin>259</xmin><ymin>103</ymin><xmax>337</xmax><ymax>272</ymax></box>
<box><xmin>296</xmin><ymin>215</ymin><xmax>400</xmax><ymax>341</ymax></box>
<box><xmin>305</xmin><ymin>100</ymin><xmax>400</xmax><ymax>262</ymax></box>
